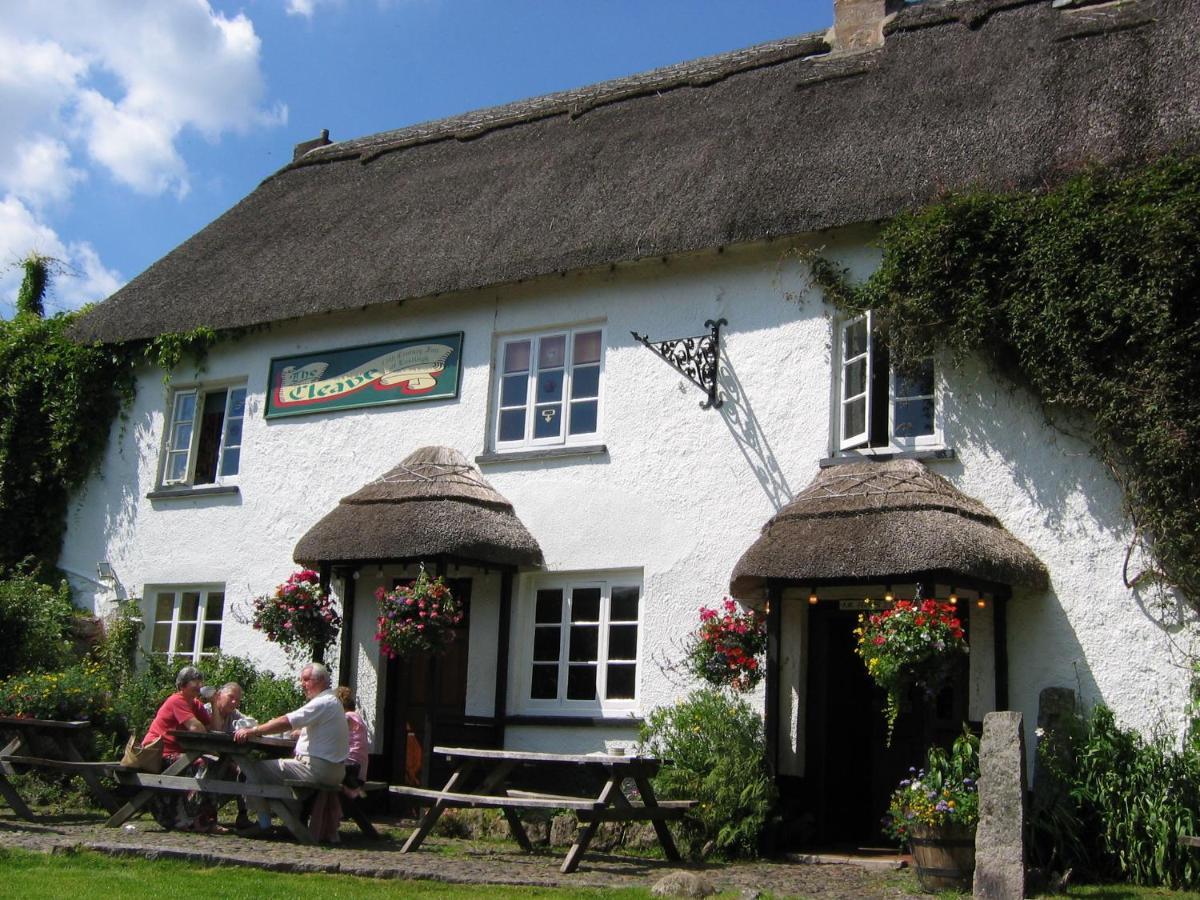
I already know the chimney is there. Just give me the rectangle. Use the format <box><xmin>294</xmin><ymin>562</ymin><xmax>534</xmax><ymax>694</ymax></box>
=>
<box><xmin>832</xmin><ymin>0</ymin><xmax>903</xmax><ymax>51</ymax></box>
<box><xmin>293</xmin><ymin>128</ymin><xmax>332</xmax><ymax>162</ymax></box>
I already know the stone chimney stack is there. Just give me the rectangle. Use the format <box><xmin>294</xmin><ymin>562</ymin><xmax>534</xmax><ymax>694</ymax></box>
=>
<box><xmin>832</xmin><ymin>0</ymin><xmax>903</xmax><ymax>51</ymax></box>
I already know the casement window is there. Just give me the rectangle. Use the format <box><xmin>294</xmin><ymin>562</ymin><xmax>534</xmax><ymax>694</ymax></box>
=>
<box><xmin>493</xmin><ymin>327</ymin><xmax>602</xmax><ymax>450</ymax></box>
<box><xmin>836</xmin><ymin>312</ymin><xmax>940</xmax><ymax>452</ymax></box>
<box><xmin>519</xmin><ymin>574</ymin><xmax>641</xmax><ymax>714</ymax></box>
<box><xmin>161</xmin><ymin>384</ymin><xmax>247</xmax><ymax>486</ymax></box>
<box><xmin>147</xmin><ymin>587</ymin><xmax>225</xmax><ymax>663</ymax></box>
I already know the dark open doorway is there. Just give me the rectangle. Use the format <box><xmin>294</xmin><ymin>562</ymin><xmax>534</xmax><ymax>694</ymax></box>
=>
<box><xmin>795</xmin><ymin>602</ymin><xmax>970</xmax><ymax>849</ymax></box>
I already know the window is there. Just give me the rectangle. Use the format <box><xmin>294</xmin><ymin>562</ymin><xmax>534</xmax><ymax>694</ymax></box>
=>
<box><xmin>147</xmin><ymin>587</ymin><xmax>225</xmax><ymax>663</ymax></box>
<box><xmin>835</xmin><ymin>312</ymin><xmax>940</xmax><ymax>452</ymax></box>
<box><xmin>493</xmin><ymin>327</ymin><xmax>602</xmax><ymax>450</ymax></box>
<box><xmin>161</xmin><ymin>384</ymin><xmax>246</xmax><ymax>486</ymax></box>
<box><xmin>520</xmin><ymin>574</ymin><xmax>641</xmax><ymax>713</ymax></box>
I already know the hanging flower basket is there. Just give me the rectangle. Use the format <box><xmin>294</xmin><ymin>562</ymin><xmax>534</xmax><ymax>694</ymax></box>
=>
<box><xmin>374</xmin><ymin>570</ymin><xmax>462</xmax><ymax>660</ymax></box>
<box><xmin>854</xmin><ymin>598</ymin><xmax>967</xmax><ymax>743</ymax></box>
<box><xmin>251</xmin><ymin>569</ymin><xmax>341</xmax><ymax>661</ymax></box>
<box><xmin>686</xmin><ymin>598</ymin><xmax>767</xmax><ymax>692</ymax></box>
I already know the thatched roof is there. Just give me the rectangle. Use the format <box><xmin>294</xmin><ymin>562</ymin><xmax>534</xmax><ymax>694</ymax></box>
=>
<box><xmin>729</xmin><ymin>459</ymin><xmax>1049</xmax><ymax>597</ymax></box>
<box><xmin>293</xmin><ymin>445</ymin><xmax>544</xmax><ymax>567</ymax></box>
<box><xmin>74</xmin><ymin>0</ymin><xmax>1198</xmax><ymax>343</ymax></box>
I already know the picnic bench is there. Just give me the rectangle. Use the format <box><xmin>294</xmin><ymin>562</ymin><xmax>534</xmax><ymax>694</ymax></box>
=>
<box><xmin>0</xmin><ymin>716</ymin><xmax>121</xmax><ymax>818</ymax></box>
<box><xmin>391</xmin><ymin>745</ymin><xmax>696</xmax><ymax>873</ymax></box>
<box><xmin>107</xmin><ymin>729</ymin><xmax>378</xmax><ymax>843</ymax></box>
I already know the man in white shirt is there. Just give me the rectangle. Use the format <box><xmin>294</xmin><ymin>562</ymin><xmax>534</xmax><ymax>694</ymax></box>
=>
<box><xmin>234</xmin><ymin>662</ymin><xmax>349</xmax><ymax>833</ymax></box>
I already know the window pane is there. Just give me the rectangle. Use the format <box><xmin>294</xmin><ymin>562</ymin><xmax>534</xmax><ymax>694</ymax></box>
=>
<box><xmin>533</xmin><ymin>627</ymin><xmax>561</xmax><ymax>661</ymax></box>
<box><xmin>574</xmin><ymin>330</ymin><xmax>602</xmax><ymax>365</ymax></box>
<box><xmin>893</xmin><ymin>398</ymin><xmax>935</xmax><ymax>437</ymax></box>
<box><xmin>538</xmin><ymin>335</ymin><xmax>566</xmax><ymax>369</ymax></box>
<box><xmin>219</xmin><ymin>448</ymin><xmax>240</xmax><ymax>476</ymax></box>
<box><xmin>537</xmin><ymin>370</ymin><xmax>563</xmax><ymax>403</ymax></box>
<box><xmin>504</xmin><ymin>340</ymin><xmax>531</xmax><ymax>374</ymax></box>
<box><xmin>568</xmin><ymin>400</ymin><xmax>598</xmax><ymax>436</ymax></box>
<box><xmin>171</xmin><ymin>423</ymin><xmax>192</xmax><ymax>455</ymax></box>
<box><xmin>166</xmin><ymin>451</ymin><xmax>189</xmax><ymax>484</ymax></box>
<box><xmin>567</xmin><ymin>665</ymin><xmax>596</xmax><ymax>700</ymax></box>
<box><xmin>180</xmin><ymin>592</ymin><xmax>201</xmax><ymax>621</ymax></box>
<box><xmin>535</xmin><ymin>590</ymin><xmax>563</xmax><ymax>624</ymax></box>
<box><xmin>610</xmin><ymin>586</ymin><xmax>639</xmax><ymax>621</ymax></box>
<box><xmin>530</xmin><ymin>664</ymin><xmax>558</xmax><ymax>699</ymax></box>
<box><xmin>844</xmin><ymin>318</ymin><xmax>868</xmax><ymax>358</ymax></box>
<box><xmin>608</xmin><ymin>624</ymin><xmax>638</xmax><ymax>660</ymax></box>
<box><xmin>571</xmin><ymin>365</ymin><xmax>599</xmax><ymax>399</ymax></box>
<box><xmin>202</xmin><ymin>623</ymin><xmax>222</xmax><ymax>652</ymax></box>
<box><xmin>498</xmin><ymin>409</ymin><xmax>526</xmax><ymax>442</ymax></box>
<box><xmin>571</xmin><ymin>588</ymin><xmax>601</xmax><ymax>622</ymax></box>
<box><xmin>533</xmin><ymin>405</ymin><xmax>562</xmax><ymax>439</ymax></box>
<box><xmin>501</xmin><ymin>373</ymin><xmax>527</xmax><ymax>407</ymax></box>
<box><xmin>843</xmin><ymin>358</ymin><xmax>866</xmax><ymax>399</ymax></box>
<box><xmin>843</xmin><ymin>397</ymin><xmax>866</xmax><ymax>441</ymax></box>
<box><xmin>894</xmin><ymin>359</ymin><xmax>934</xmax><ymax>398</ymax></box>
<box><xmin>174</xmin><ymin>623</ymin><xmax>197</xmax><ymax>654</ymax></box>
<box><xmin>155</xmin><ymin>593</ymin><xmax>175</xmax><ymax>621</ymax></box>
<box><xmin>152</xmin><ymin>623</ymin><xmax>171</xmax><ymax>653</ymax></box>
<box><xmin>223</xmin><ymin>417</ymin><xmax>243</xmax><ymax>448</ymax></box>
<box><xmin>569</xmin><ymin>625</ymin><xmax>598</xmax><ymax>662</ymax></box>
<box><xmin>205</xmin><ymin>592</ymin><xmax>225</xmax><ymax>620</ymax></box>
<box><xmin>174</xmin><ymin>392</ymin><xmax>196</xmax><ymax>422</ymax></box>
<box><xmin>606</xmin><ymin>663</ymin><xmax>636</xmax><ymax>700</ymax></box>
<box><xmin>228</xmin><ymin>388</ymin><xmax>246</xmax><ymax>418</ymax></box>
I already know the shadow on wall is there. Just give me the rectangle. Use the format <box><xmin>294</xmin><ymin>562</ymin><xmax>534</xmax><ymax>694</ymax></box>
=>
<box><xmin>717</xmin><ymin>352</ymin><xmax>792</xmax><ymax>512</ymax></box>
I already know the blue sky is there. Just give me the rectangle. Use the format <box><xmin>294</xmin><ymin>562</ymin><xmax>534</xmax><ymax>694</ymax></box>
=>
<box><xmin>0</xmin><ymin>1</ymin><xmax>832</xmax><ymax>316</ymax></box>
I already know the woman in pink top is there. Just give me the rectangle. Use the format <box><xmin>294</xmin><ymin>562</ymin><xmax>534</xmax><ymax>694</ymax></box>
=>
<box><xmin>334</xmin><ymin>685</ymin><xmax>368</xmax><ymax>782</ymax></box>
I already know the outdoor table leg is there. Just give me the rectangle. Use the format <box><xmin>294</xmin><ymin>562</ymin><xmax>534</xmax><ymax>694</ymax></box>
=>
<box><xmin>400</xmin><ymin>760</ymin><xmax>477</xmax><ymax>853</ymax></box>
<box><xmin>472</xmin><ymin>760</ymin><xmax>532</xmax><ymax>851</ymax></box>
<box><xmin>105</xmin><ymin>752</ymin><xmax>201</xmax><ymax>827</ymax></box>
<box><xmin>0</xmin><ymin>736</ymin><xmax>21</xmax><ymax>777</ymax></box>
<box><xmin>269</xmin><ymin>797</ymin><xmax>314</xmax><ymax>844</ymax></box>
<box><xmin>632</xmin><ymin>773</ymin><xmax>681</xmax><ymax>862</ymax></box>
<box><xmin>0</xmin><ymin>735</ymin><xmax>35</xmax><ymax>820</ymax></box>
<box><xmin>56</xmin><ymin>734</ymin><xmax>120</xmax><ymax>813</ymax></box>
<box><xmin>561</xmin><ymin>775</ymin><xmax>622</xmax><ymax>874</ymax></box>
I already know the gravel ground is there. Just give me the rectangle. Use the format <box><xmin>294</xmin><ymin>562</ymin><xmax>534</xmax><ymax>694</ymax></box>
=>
<box><xmin>0</xmin><ymin>811</ymin><xmax>918</xmax><ymax>898</ymax></box>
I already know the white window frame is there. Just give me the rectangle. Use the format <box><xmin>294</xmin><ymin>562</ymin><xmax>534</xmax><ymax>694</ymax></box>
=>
<box><xmin>512</xmin><ymin>570</ymin><xmax>642</xmax><ymax>716</ymax></box>
<box><xmin>833</xmin><ymin>314</ymin><xmax>942</xmax><ymax>454</ymax></box>
<box><xmin>159</xmin><ymin>381</ymin><xmax>247</xmax><ymax>487</ymax></box>
<box><xmin>144</xmin><ymin>585</ymin><xmax>226</xmax><ymax>664</ymax></box>
<box><xmin>491</xmin><ymin>325</ymin><xmax>604</xmax><ymax>451</ymax></box>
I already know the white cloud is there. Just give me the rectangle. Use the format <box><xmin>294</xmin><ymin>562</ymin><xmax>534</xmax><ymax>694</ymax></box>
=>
<box><xmin>8</xmin><ymin>138</ymin><xmax>87</xmax><ymax>209</ymax></box>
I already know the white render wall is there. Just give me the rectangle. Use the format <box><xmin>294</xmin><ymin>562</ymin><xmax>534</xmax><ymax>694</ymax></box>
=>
<box><xmin>60</xmin><ymin>225</ymin><xmax>1194</xmax><ymax>767</ymax></box>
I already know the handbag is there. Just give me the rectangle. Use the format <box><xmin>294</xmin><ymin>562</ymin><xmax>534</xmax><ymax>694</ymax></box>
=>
<box><xmin>121</xmin><ymin>734</ymin><xmax>163</xmax><ymax>773</ymax></box>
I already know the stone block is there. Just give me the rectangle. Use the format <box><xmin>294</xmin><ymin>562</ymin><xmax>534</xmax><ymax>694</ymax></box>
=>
<box><xmin>974</xmin><ymin>710</ymin><xmax>1027</xmax><ymax>900</ymax></box>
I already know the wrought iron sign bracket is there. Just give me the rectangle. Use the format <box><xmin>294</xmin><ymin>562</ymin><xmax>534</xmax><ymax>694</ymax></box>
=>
<box><xmin>631</xmin><ymin>317</ymin><xmax>726</xmax><ymax>410</ymax></box>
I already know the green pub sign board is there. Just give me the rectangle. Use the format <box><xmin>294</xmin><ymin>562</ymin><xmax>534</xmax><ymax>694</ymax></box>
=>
<box><xmin>266</xmin><ymin>333</ymin><xmax>463</xmax><ymax>419</ymax></box>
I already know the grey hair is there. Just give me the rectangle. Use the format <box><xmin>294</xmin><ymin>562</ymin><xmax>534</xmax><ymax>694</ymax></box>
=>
<box><xmin>176</xmin><ymin>665</ymin><xmax>204</xmax><ymax>689</ymax></box>
<box><xmin>218</xmin><ymin>682</ymin><xmax>242</xmax><ymax>697</ymax></box>
<box><xmin>304</xmin><ymin>662</ymin><xmax>331</xmax><ymax>687</ymax></box>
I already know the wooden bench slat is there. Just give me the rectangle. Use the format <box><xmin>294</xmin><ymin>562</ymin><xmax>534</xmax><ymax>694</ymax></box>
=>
<box><xmin>0</xmin><ymin>756</ymin><xmax>118</xmax><ymax>773</ymax></box>
<box><xmin>1180</xmin><ymin>835</ymin><xmax>1200</xmax><ymax>848</ymax></box>
<box><xmin>389</xmin><ymin>784</ymin><xmax>602</xmax><ymax>811</ymax></box>
<box><xmin>114</xmin><ymin>771</ymin><xmax>304</xmax><ymax>801</ymax></box>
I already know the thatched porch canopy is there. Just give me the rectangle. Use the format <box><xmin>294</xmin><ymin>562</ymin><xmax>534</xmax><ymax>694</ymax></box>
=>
<box><xmin>294</xmin><ymin>445</ymin><xmax>544</xmax><ymax>568</ymax></box>
<box><xmin>729</xmin><ymin>459</ymin><xmax>1048</xmax><ymax>597</ymax></box>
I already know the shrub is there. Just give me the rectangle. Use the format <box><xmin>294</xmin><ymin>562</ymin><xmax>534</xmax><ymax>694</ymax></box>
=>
<box><xmin>200</xmin><ymin>653</ymin><xmax>303</xmax><ymax>723</ymax></box>
<box><xmin>0</xmin><ymin>568</ymin><xmax>77</xmax><ymax>679</ymax></box>
<box><xmin>638</xmin><ymin>688</ymin><xmax>776</xmax><ymax>859</ymax></box>
<box><xmin>1035</xmin><ymin>705</ymin><xmax>1200</xmax><ymax>889</ymax></box>
<box><xmin>110</xmin><ymin>654</ymin><xmax>175</xmax><ymax>740</ymax></box>
<box><xmin>0</xmin><ymin>660</ymin><xmax>115</xmax><ymax>728</ymax></box>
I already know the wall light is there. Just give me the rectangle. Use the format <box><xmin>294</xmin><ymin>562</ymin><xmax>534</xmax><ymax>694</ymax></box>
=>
<box><xmin>883</xmin><ymin>585</ymin><xmax>894</xmax><ymax>603</ymax></box>
<box><xmin>948</xmin><ymin>587</ymin><xmax>959</xmax><ymax>606</ymax></box>
<box><xmin>808</xmin><ymin>588</ymin><xmax>818</xmax><ymax>605</ymax></box>
<box><xmin>96</xmin><ymin>561</ymin><xmax>115</xmax><ymax>581</ymax></box>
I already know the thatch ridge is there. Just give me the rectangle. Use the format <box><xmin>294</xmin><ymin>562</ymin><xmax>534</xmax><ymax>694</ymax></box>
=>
<box><xmin>74</xmin><ymin>0</ymin><xmax>1198</xmax><ymax>343</ymax></box>
<box><xmin>729</xmin><ymin>459</ymin><xmax>1049</xmax><ymax>596</ymax></box>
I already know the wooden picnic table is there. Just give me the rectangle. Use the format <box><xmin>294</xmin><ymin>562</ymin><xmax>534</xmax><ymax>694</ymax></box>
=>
<box><xmin>391</xmin><ymin>745</ymin><xmax>695</xmax><ymax>873</ymax></box>
<box><xmin>0</xmin><ymin>716</ymin><xmax>121</xmax><ymax>819</ymax></box>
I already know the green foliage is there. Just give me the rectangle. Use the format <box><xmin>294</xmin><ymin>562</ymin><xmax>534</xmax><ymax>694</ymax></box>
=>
<box><xmin>811</xmin><ymin>154</ymin><xmax>1200</xmax><ymax>605</ymax></box>
<box><xmin>0</xmin><ymin>660</ymin><xmax>115</xmax><ymax>727</ymax></box>
<box><xmin>883</xmin><ymin>726</ymin><xmax>979</xmax><ymax>842</ymax></box>
<box><xmin>109</xmin><ymin>653</ymin><xmax>174</xmax><ymax>740</ymax></box>
<box><xmin>637</xmin><ymin>688</ymin><xmax>777</xmax><ymax>859</ymax></box>
<box><xmin>199</xmin><ymin>652</ymin><xmax>303</xmax><ymax>723</ymax></box>
<box><xmin>16</xmin><ymin>254</ymin><xmax>49</xmax><ymax>318</ymax></box>
<box><xmin>1036</xmin><ymin>705</ymin><xmax>1200</xmax><ymax>889</ymax></box>
<box><xmin>0</xmin><ymin>567</ymin><xmax>78</xmax><ymax>679</ymax></box>
<box><xmin>91</xmin><ymin>599</ymin><xmax>143</xmax><ymax>690</ymax></box>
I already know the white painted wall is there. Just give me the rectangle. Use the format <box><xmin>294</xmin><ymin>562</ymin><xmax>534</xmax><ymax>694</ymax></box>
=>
<box><xmin>60</xmin><ymin>225</ymin><xmax>1194</xmax><ymax>770</ymax></box>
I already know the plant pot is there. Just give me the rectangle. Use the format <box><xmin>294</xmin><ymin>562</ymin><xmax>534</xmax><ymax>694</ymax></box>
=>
<box><xmin>908</xmin><ymin>822</ymin><xmax>976</xmax><ymax>893</ymax></box>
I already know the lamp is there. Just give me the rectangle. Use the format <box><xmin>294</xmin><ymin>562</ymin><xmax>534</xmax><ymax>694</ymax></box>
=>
<box><xmin>808</xmin><ymin>588</ymin><xmax>818</xmax><ymax>605</ymax></box>
<box><xmin>883</xmin><ymin>585</ymin><xmax>894</xmax><ymax>603</ymax></box>
<box><xmin>977</xmin><ymin>594</ymin><xmax>987</xmax><ymax>609</ymax></box>
<box><xmin>948</xmin><ymin>587</ymin><xmax>958</xmax><ymax>606</ymax></box>
<box><xmin>96</xmin><ymin>561</ymin><xmax>115</xmax><ymax>581</ymax></box>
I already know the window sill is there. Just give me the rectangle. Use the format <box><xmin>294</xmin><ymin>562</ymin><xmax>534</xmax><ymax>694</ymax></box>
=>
<box><xmin>146</xmin><ymin>484</ymin><xmax>241</xmax><ymax>500</ymax></box>
<box><xmin>505</xmin><ymin>714</ymin><xmax>643</xmax><ymax>727</ymax></box>
<box><xmin>476</xmin><ymin>444</ymin><xmax>608</xmax><ymax>466</ymax></box>
<box><xmin>819</xmin><ymin>447</ymin><xmax>956</xmax><ymax>468</ymax></box>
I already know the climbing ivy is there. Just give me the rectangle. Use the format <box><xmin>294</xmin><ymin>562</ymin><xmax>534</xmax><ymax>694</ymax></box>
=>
<box><xmin>811</xmin><ymin>155</ymin><xmax>1200</xmax><ymax>607</ymax></box>
<box><xmin>0</xmin><ymin>258</ymin><xmax>221</xmax><ymax>574</ymax></box>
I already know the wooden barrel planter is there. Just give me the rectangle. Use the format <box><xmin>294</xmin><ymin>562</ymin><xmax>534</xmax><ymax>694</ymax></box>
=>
<box><xmin>908</xmin><ymin>823</ymin><xmax>976</xmax><ymax>893</ymax></box>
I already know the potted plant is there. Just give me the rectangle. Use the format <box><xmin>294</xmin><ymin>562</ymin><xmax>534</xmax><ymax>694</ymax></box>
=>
<box><xmin>854</xmin><ymin>597</ymin><xmax>967</xmax><ymax>742</ymax></box>
<box><xmin>686</xmin><ymin>598</ymin><xmax>767</xmax><ymax>693</ymax></box>
<box><xmin>251</xmin><ymin>569</ymin><xmax>341</xmax><ymax>662</ymax></box>
<box><xmin>374</xmin><ymin>569</ymin><xmax>462</xmax><ymax>659</ymax></box>
<box><xmin>884</xmin><ymin>728</ymin><xmax>980</xmax><ymax>893</ymax></box>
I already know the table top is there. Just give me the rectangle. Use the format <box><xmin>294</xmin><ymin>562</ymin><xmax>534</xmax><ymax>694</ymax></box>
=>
<box><xmin>170</xmin><ymin>729</ymin><xmax>295</xmax><ymax>754</ymax></box>
<box><xmin>433</xmin><ymin>745</ymin><xmax>656</xmax><ymax>768</ymax></box>
<box><xmin>0</xmin><ymin>716</ymin><xmax>90</xmax><ymax>730</ymax></box>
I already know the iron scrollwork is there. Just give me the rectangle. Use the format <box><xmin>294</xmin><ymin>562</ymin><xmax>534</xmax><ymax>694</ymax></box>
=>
<box><xmin>631</xmin><ymin>318</ymin><xmax>726</xmax><ymax>409</ymax></box>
